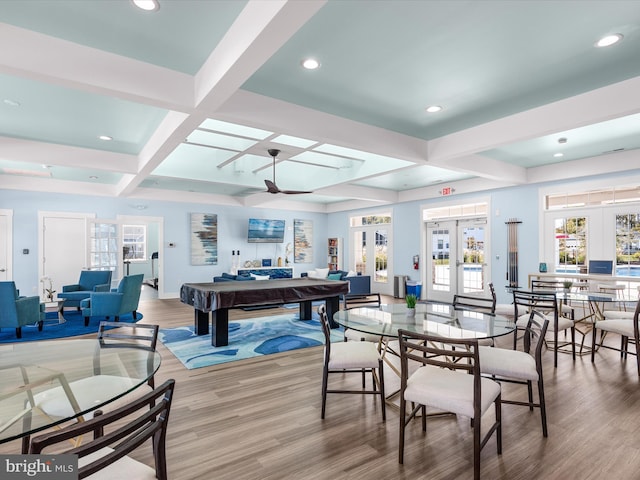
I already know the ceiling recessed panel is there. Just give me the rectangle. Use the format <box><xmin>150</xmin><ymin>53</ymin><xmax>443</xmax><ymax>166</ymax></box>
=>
<box><xmin>0</xmin><ymin>74</ymin><xmax>167</xmax><ymax>154</ymax></box>
<box><xmin>199</xmin><ymin>119</ymin><xmax>273</xmax><ymax>139</ymax></box>
<box><xmin>353</xmin><ymin>165</ymin><xmax>473</xmax><ymax>190</ymax></box>
<box><xmin>186</xmin><ymin>130</ymin><xmax>258</xmax><ymax>151</ymax></box>
<box><xmin>0</xmin><ymin>0</ymin><xmax>247</xmax><ymax>75</ymax></box>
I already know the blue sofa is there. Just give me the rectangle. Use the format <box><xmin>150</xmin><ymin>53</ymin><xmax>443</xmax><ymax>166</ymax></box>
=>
<box><xmin>213</xmin><ymin>273</ymin><xmax>256</xmax><ymax>282</ymax></box>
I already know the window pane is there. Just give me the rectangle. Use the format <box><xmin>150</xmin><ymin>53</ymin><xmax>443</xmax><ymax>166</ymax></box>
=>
<box><xmin>554</xmin><ymin>217</ymin><xmax>587</xmax><ymax>273</ymax></box>
<box><xmin>616</xmin><ymin>214</ymin><xmax>640</xmax><ymax>275</ymax></box>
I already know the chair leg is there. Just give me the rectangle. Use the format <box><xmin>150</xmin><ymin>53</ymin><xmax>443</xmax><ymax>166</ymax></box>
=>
<box><xmin>591</xmin><ymin>326</ymin><xmax>597</xmax><ymax>363</ymax></box>
<box><xmin>571</xmin><ymin>327</ymin><xmax>576</xmax><ymax>360</ymax></box>
<box><xmin>84</xmin><ymin>316</ymin><xmax>90</xmax><ymax>327</ymax></box>
<box><xmin>37</xmin><ymin>321</ymin><xmax>43</xmax><ymax>332</ymax></box>
<box><xmin>527</xmin><ymin>380</ymin><xmax>534</xmax><ymax>411</ymax></box>
<box><xmin>132</xmin><ymin>310</ymin><xmax>138</xmax><ymax>320</ymax></box>
<box><xmin>495</xmin><ymin>395</ymin><xmax>502</xmax><ymax>454</ymax></box>
<box><xmin>621</xmin><ymin>336</ymin><xmax>628</xmax><ymax>359</ymax></box>
<box><xmin>398</xmin><ymin>395</ymin><xmax>406</xmax><ymax>464</ymax></box>
<box><xmin>16</xmin><ymin>327</ymin><xmax>22</xmax><ymax>339</ymax></box>
<box><xmin>321</xmin><ymin>366</ymin><xmax>328</xmax><ymax>419</ymax></box>
<box><xmin>538</xmin><ymin>379</ymin><xmax>548</xmax><ymax>437</ymax></box>
<box><xmin>378</xmin><ymin>359</ymin><xmax>386</xmax><ymax>421</ymax></box>
<box><xmin>473</xmin><ymin>412</ymin><xmax>481</xmax><ymax>480</ymax></box>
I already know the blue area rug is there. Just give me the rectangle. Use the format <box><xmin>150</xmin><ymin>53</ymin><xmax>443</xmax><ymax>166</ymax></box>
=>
<box><xmin>0</xmin><ymin>310</ymin><xmax>142</xmax><ymax>343</ymax></box>
<box><xmin>159</xmin><ymin>312</ymin><xmax>343</xmax><ymax>370</ymax></box>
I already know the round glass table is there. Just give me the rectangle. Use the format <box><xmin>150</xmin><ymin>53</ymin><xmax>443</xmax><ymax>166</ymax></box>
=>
<box><xmin>333</xmin><ymin>302</ymin><xmax>515</xmax><ymax>340</ymax></box>
<box><xmin>0</xmin><ymin>339</ymin><xmax>161</xmax><ymax>447</ymax></box>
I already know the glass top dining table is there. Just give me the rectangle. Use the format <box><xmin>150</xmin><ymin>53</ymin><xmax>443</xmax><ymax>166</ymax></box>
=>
<box><xmin>0</xmin><ymin>339</ymin><xmax>161</xmax><ymax>446</ymax></box>
<box><xmin>333</xmin><ymin>302</ymin><xmax>516</xmax><ymax>340</ymax></box>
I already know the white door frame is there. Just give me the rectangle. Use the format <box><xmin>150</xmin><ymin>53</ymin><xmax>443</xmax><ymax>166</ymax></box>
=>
<box><xmin>0</xmin><ymin>209</ymin><xmax>13</xmax><ymax>281</ymax></box>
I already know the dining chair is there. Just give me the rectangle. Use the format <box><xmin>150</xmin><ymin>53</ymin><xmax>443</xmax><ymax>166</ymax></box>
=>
<box><xmin>318</xmin><ymin>304</ymin><xmax>386</xmax><ymax>421</ymax></box>
<box><xmin>512</xmin><ymin>290</ymin><xmax>575</xmax><ymax>368</ymax></box>
<box><xmin>591</xmin><ymin>297</ymin><xmax>640</xmax><ymax>375</ymax></box>
<box><xmin>479</xmin><ymin>310</ymin><xmax>550</xmax><ymax>436</ymax></box>
<box><xmin>26</xmin><ymin>322</ymin><xmax>160</xmax><ymax>452</ymax></box>
<box><xmin>397</xmin><ymin>329</ymin><xmax>502</xmax><ymax>480</ymax></box>
<box><xmin>29</xmin><ymin>379</ymin><xmax>175</xmax><ymax>480</ymax></box>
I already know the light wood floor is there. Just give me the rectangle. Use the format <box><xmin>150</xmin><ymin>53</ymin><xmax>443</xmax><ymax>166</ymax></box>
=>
<box><xmin>3</xmin><ymin>297</ymin><xmax>640</xmax><ymax>479</ymax></box>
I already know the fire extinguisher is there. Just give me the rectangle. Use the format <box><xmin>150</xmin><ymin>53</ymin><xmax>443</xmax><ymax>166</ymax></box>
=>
<box><xmin>413</xmin><ymin>255</ymin><xmax>419</xmax><ymax>270</ymax></box>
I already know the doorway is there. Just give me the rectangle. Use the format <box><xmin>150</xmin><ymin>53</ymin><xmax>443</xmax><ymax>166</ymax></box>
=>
<box><xmin>350</xmin><ymin>224</ymin><xmax>392</xmax><ymax>296</ymax></box>
<box><xmin>425</xmin><ymin>218</ymin><xmax>488</xmax><ymax>302</ymax></box>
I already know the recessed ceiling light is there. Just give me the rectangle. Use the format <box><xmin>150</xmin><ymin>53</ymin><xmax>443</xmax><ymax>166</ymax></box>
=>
<box><xmin>98</xmin><ymin>135</ymin><xmax>113</xmax><ymax>141</ymax></box>
<box><xmin>3</xmin><ymin>99</ymin><xmax>20</xmax><ymax>107</ymax></box>
<box><xmin>89</xmin><ymin>175</ymin><xmax>98</xmax><ymax>180</ymax></box>
<box><xmin>301</xmin><ymin>58</ymin><xmax>320</xmax><ymax>70</ymax></box>
<box><xmin>132</xmin><ymin>0</ymin><xmax>159</xmax><ymax>11</ymax></box>
<box><xmin>554</xmin><ymin>153</ymin><xmax>564</xmax><ymax>158</ymax></box>
<box><xmin>425</xmin><ymin>105</ymin><xmax>443</xmax><ymax>113</ymax></box>
<box><xmin>557</xmin><ymin>137</ymin><xmax>567</xmax><ymax>144</ymax></box>
<box><xmin>595</xmin><ymin>33</ymin><xmax>623</xmax><ymax>48</ymax></box>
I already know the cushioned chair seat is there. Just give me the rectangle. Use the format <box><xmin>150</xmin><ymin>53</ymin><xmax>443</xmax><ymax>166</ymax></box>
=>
<box><xmin>33</xmin><ymin>375</ymin><xmax>151</xmax><ymax>419</ymax></box>
<box><xmin>81</xmin><ymin>447</ymin><xmax>157</xmax><ymax>480</ymax></box>
<box><xmin>594</xmin><ymin>319</ymin><xmax>634</xmax><ymax>337</ymax></box>
<box><xmin>479</xmin><ymin>346</ymin><xmax>538</xmax><ymax>381</ymax></box>
<box><xmin>327</xmin><ymin>341</ymin><xmax>381</xmax><ymax>369</ymax></box>
<box><xmin>405</xmin><ymin>366</ymin><xmax>501</xmax><ymax>418</ymax></box>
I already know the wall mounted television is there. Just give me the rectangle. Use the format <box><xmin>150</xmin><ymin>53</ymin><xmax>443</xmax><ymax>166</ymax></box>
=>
<box><xmin>247</xmin><ymin>218</ymin><xmax>285</xmax><ymax>243</ymax></box>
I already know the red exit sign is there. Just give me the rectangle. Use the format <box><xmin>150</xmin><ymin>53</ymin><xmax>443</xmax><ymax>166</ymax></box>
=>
<box><xmin>441</xmin><ymin>186</ymin><xmax>453</xmax><ymax>196</ymax></box>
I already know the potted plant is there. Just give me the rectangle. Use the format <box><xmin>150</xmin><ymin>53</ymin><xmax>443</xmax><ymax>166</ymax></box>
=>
<box><xmin>562</xmin><ymin>280</ymin><xmax>573</xmax><ymax>293</ymax></box>
<box><xmin>405</xmin><ymin>293</ymin><xmax>417</xmax><ymax>316</ymax></box>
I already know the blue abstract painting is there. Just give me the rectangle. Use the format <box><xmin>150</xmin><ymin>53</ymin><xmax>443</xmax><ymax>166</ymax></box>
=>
<box><xmin>190</xmin><ymin>213</ymin><xmax>218</xmax><ymax>265</ymax></box>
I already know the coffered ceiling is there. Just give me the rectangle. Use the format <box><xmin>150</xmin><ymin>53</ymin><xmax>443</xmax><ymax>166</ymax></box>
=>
<box><xmin>0</xmin><ymin>0</ymin><xmax>639</xmax><ymax>213</ymax></box>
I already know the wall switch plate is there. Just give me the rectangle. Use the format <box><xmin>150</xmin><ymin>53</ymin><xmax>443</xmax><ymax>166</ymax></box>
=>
<box><xmin>22</xmin><ymin>248</ymin><xmax>29</xmax><ymax>254</ymax></box>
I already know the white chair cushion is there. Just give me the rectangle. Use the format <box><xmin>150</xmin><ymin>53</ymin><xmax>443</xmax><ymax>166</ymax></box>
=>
<box><xmin>478</xmin><ymin>346</ymin><xmax>538</xmax><ymax>381</ymax></box>
<box><xmin>404</xmin><ymin>365</ymin><xmax>501</xmax><ymax>419</ymax></box>
<box><xmin>315</xmin><ymin>268</ymin><xmax>330</xmax><ymax>278</ymax></box>
<box><xmin>81</xmin><ymin>447</ymin><xmax>157</xmax><ymax>480</ymax></box>
<box><xmin>34</xmin><ymin>375</ymin><xmax>151</xmax><ymax>419</ymax></box>
<box><xmin>517</xmin><ymin>312</ymin><xmax>572</xmax><ymax>332</ymax></box>
<box><xmin>595</xmin><ymin>319</ymin><xmax>635</xmax><ymax>337</ymax></box>
<box><xmin>603</xmin><ymin>311</ymin><xmax>636</xmax><ymax>320</ymax></box>
<box><xmin>327</xmin><ymin>341</ymin><xmax>380</xmax><ymax>369</ymax></box>
<box><xmin>344</xmin><ymin>328</ymin><xmax>382</xmax><ymax>343</ymax></box>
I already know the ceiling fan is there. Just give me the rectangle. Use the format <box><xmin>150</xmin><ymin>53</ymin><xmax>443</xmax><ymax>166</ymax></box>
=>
<box><xmin>265</xmin><ymin>148</ymin><xmax>312</xmax><ymax>194</ymax></box>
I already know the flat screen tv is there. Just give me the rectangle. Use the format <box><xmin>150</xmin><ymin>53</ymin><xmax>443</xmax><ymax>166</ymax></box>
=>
<box><xmin>588</xmin><ymin>260</ymin><xmax>613</xmax><ymax>275</ymax></box>
<box><xmin>247</xmin><ymin>218</ymin><xmax>285</xmax><ymax>243</ymax></box>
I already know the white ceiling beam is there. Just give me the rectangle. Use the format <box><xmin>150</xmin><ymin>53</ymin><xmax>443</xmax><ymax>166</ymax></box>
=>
<box><xmin>427</xmin><ymin>76</ymin><xmax>640</xmax><ymax>163</ymax></box>
<box><xmin>315</xmin><ymin>184</ymin><xmax>399</xmax><ymax>203</ymax></box>
<box><xmin>443</xmin><ymin>154</ymin><xmax>528</xmax><ymax>183</ymax></box>
<box><xmin>0</xmin><ymin>23</ymin><xmax>193</xmax><ymax>111</ymax></box>
<box><xmin>0</xmin><ymin>136</ymin><xmax>135</xmax><ymax>172</ymax></box>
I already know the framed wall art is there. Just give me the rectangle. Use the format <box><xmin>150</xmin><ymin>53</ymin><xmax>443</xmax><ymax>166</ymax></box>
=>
<box><xmin>293</xmin><ymin>219</ymin><xmax>313</xmax><ymax>263</ymax></box>
<box><xmin>190</xmin><ymin>213</ymin><xmax>218</xmax><ymax>265</ymax></box>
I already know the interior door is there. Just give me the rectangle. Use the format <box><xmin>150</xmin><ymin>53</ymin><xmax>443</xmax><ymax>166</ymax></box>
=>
<box><xmin>426</xmin><ymin>218</ymin><xmax>488</xmax><ymax>302</ymax></box>
<box><xmin>0</xmin><ymin>210</ymin><xmax>11</xmax><ymax>281</ymax></box>
<box><xmin>40</xmin><ymin>213</ymin><xmax>93</xmax><ymax>299</ymax></box>
<box><xmin>351</xmin><ymin>226</ymin><xmax>392</xmax><ymax>296</ymax></box>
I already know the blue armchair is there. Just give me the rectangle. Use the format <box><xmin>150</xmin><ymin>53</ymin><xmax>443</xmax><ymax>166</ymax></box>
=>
<box><xmin>80</xmin><ymin>274</ymin><xmax>143</xmax><ymax>326</ymax></box>
<box><xmin>0</xmin><ymin>281</ymin><xmax>46</xmax><ymax>338</ymax></box>
<box><xmin>58</xmin><ymin>270</ymin><xmax>113</xmax><ymax>310</ymax></box>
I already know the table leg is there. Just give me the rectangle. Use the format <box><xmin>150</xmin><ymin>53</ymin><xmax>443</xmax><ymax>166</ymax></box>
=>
<box><xmin>326</xmin><ymin>296</ymin><xmax>340</xmax><ymax>328</ymax></box>
<box><xmin>194</xmin><ymin>309</ymin><xmax>209</xmax><ymax>335</ymax></box>
<box><xmin>211</xmin><ymin>309</ymin><xmax>229</xmax><ymax>347</ymax></box>
<box><xmin>300</xmin><ymin>300</ymin><xmax>312</xmax><ymax>320</ymax></box>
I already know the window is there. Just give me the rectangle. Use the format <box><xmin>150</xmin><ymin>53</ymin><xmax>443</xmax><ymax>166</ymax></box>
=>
<box><xmin>554</xmin><ymin>217</ymin><xmax>587</xmax><ymax>273</ymax></box>
<box><xmin>123</xmin><ymin>225</ymin><xmax>146</xmax><ymax>262</ymax></box>
<box><xmin>616</xmin><ymin>214</ymin><xmax>640</xmax><ymax>275</ymax></box>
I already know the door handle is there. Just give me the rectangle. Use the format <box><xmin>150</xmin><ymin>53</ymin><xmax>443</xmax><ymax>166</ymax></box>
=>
<box><xmin>0</xmin><ymin>268</ymin><xmax>5</xmax><ymax>272</ymax></box>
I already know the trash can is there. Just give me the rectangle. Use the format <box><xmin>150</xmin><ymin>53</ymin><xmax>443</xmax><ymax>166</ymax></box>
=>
<box><xmin>406</xmin><ymin>281</ymin><xmax>422</xmax><ymax>298</ymax></box>
<box><xmin>394</xmin><ymin>275</ymin><xmax>408</xmax><ymax>298</ymax></box>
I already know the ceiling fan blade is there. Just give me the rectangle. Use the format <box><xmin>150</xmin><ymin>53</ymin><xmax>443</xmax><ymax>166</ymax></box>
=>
<box><xmin>264</xmin><ymin>179</ymin><xmax>280</xmax><ymax>194</ymax></box>
<box><xmin>280</xmin><ymin>189</ymin><xmax>313</xmax><ymax>195</ymax></box>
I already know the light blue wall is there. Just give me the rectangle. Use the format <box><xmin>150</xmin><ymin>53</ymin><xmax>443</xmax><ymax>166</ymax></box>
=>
<box><xmin>1</xmin><ymin>190</ymin><xmax>327</xmax><ymax>298</ymax></box>
<box><xmin>4</xmin><ymin>168</ymin><xmax>639</xmax><ymax>303</ymax></box>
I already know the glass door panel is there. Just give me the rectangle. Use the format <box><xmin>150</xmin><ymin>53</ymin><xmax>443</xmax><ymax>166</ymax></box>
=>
<box><xmin>427</xmin><ymin>222</ymin><xmax>453</xmax><ymax>302</ymax></box>
<box><xmin>460</xmin><ymin>221</ymin><xmax>486</xmax><ymax>294</ymax></box>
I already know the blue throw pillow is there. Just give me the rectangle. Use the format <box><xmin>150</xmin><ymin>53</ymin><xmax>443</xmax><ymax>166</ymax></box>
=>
<box><xmin>327</xmin><ymin>273</ymin><xmax>343</xmax><ymax>281</ymax></box>
<box><xmin>221</xmin><ymin>272</ymin><xmax>236</xmax><ymax>279</ymax></box>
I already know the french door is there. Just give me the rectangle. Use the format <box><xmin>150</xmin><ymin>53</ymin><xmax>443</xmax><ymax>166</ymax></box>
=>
<box><xmin>426</xmin><ymin>218</ymin><xmax>488</xmax><ymax>303</ymax></box>
<box><xmin>350</xmin><ymin>225</ymin><xmax>392</xmax><ymax>296</ymax></box>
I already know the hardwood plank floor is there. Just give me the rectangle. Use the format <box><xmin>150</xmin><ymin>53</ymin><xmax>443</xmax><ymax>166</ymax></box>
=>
<box><xmin>3</xmin><ymin>296</ymin><xmax>640</xmax><ymax>479</ymax></box>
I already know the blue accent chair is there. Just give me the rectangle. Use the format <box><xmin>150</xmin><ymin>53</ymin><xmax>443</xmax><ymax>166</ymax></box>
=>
<box><xmin>0</xmin><ymin>281</ymin><xmax>46</xmax><ymax>338</ymax></box>
<box><xmin>58</xmin><ymin>270</ymin><xmax>113</xmax><ymax>310</ymax></box>
<box><xmin>80</xmin><ymin>274</ymin><xmax>143</xmax><ymax>326</ymax></box>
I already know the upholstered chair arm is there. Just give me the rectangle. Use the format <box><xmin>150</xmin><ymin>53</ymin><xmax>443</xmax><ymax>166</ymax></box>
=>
<box><xmin>62</xmin><ymin>284</ymin><xmax>82</xmax><ymax>292</ymax></box>
<box><xmin>15</xmin><ymin>296</ymin><xmax>42</xmax><ymax>324</ymax></box>
<box><xmin>93</xmin><ymin>283</ymin><xmax>111</xmax><ymax>292</ymax></box>
<box><xmin>84</xmin><ymin>292</ymin><xmax>124</xmax><ymax>317</ymax></box>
